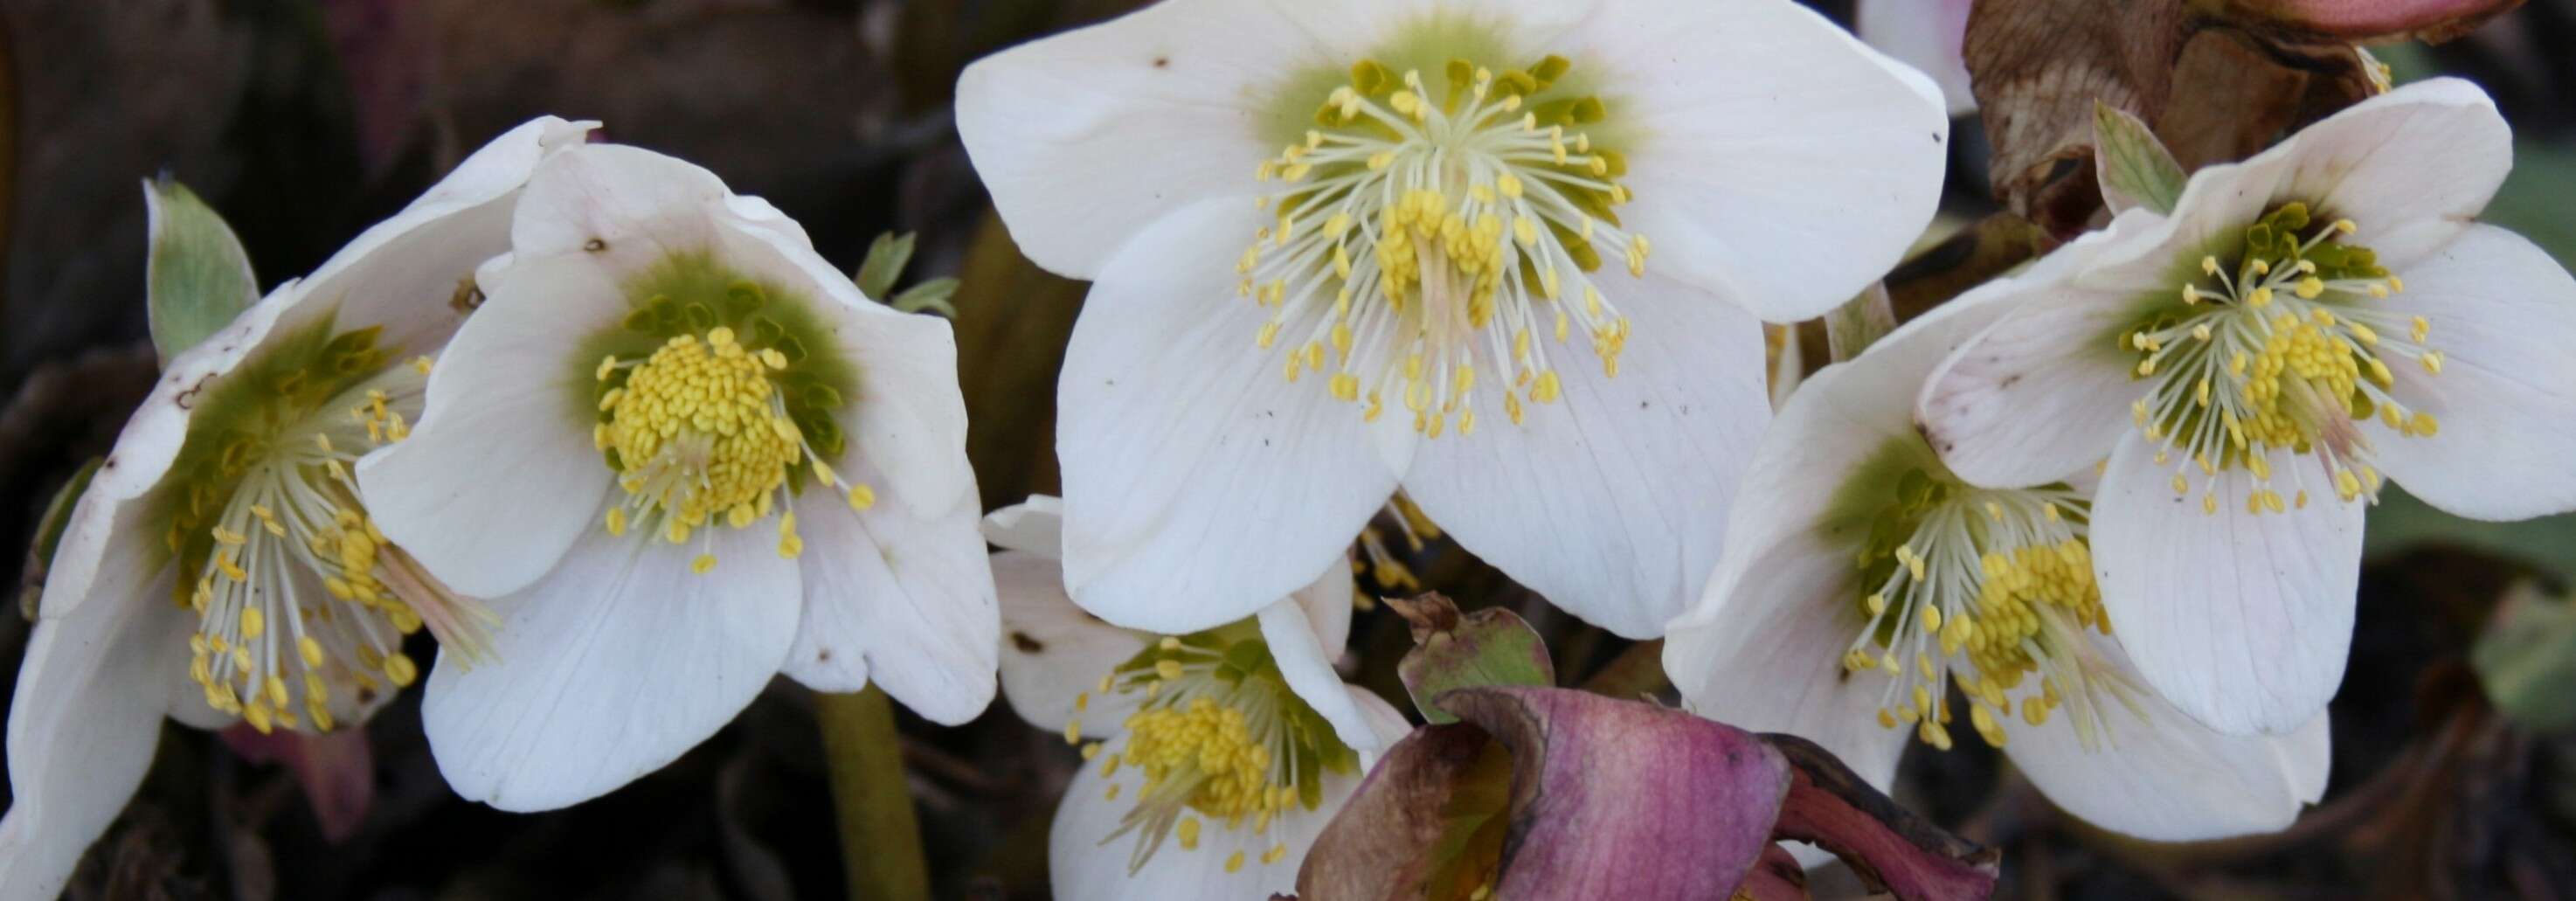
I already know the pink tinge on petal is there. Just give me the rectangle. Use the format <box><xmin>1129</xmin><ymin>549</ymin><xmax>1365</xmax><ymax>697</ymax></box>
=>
<box><xmin>219</xmin><ymin>724</ymin><xmax>376</xmax><ymax>843</ymax></box>
<box><xmin>1764</xmin><ymin>734</ymin><xmax>1999</xmax><ymax>900</ymax></box>
<box><xmin>2218</xmin><ymin>0</ymin><xmax>2520</xmax><ymax>40</ymax></box>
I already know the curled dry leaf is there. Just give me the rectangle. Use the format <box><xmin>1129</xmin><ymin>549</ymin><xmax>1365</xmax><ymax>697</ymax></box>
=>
<box><xmin>1966</xmin><ymin>0</ymin><xmax>2512</xmax><ymax>237</ymax></box>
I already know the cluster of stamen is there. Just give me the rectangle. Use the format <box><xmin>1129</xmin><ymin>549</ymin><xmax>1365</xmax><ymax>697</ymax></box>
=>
<box><xmin>168</xmin><ymin>323</ymin><xmax>490</xmax><ymax>734</ymax></box>
<box><xmin>586</xmin><ymin>274</ymin><xmax>874</xmax><ymax>574</ymax></box>
<box><xmin>2122</xmin><ymin>204</ymin><xmax>2438</xmax><ymax>515</ymax></box>
<box><xmin>1242</xmin><ymin>56</ymin><xmax>1645</xmax><ymax>439</ymax></box>
<box><xmin>1842</xmin><ymin>471</ymin><xmax>2137</xmax><ymax>751</ymax></box>
<box><xmin>1065</xmin><ymin>632</ymin><xmax>1354</xmax><ymax>875</ymax></box>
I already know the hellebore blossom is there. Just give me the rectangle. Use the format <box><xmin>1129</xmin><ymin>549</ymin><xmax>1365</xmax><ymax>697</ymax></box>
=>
<box><xmin>1668</xmin><ymin>270</ymin><xmax>2330</xmax><ymax>842</ymax></box>
<box><xmin>0</xmin><ymin>117</ymin><xmax>592</xmax><ymax>898</ymax></box>
<box><xmin>985</xmin><ymin>497</ymin><xmax>1408</xmax><ymax>900</ymax></box>
<box><xmin>1916</xmin><ymin>79</ymin><xmax>2576</xmax><ymax>734</ymax></box>
<box><xmin>357</xmin><ymin>143</ymin><xmax>997</xmax><ymax>811</ymax></box>
<box><xmin>955</xmin><ymin>0</ymin><xmax>1950</xmax><ymax>639</ymax></box>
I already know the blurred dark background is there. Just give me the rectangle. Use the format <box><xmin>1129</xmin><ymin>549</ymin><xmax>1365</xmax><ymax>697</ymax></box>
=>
<box><xmin>2</xmin><ymin>0</ymin><xmax>2574</xmax><ymax>898</ymax></box>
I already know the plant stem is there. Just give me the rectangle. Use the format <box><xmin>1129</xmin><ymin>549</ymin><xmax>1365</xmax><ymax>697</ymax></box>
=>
<box><xmin>1825</xmin><ymin>282</ymin><xmax>1899</xmax><ymax>362</ymax></box>
<box><xmin>817</xmin><ymin>685</ymin><xmax>932</xmax><ymax>901</ymax></box>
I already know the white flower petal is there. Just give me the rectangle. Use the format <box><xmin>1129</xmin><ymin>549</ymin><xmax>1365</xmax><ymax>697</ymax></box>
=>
<box><xmin>2093</xmin><ymin>435</ymin><xmax>2363</xmax><ymax>735</ymax></box>
<box><xmin>1399</xmin><ymin>274</ymin><xmax>1768</xmax><ymax>639</ymax></box>
<box><xmin>299</xmin><ymin>116</ymin><xmax>596</xmax><ymax>356</ymax></box>
<box><xmin>0</xmin><ymin>575</ymin><xmax>184</xmax><ymax>900</ymax></box>
<box><xmin>2235</xmin><ymin>78</ymin><xmax>2506</xmax><ymax>268</ymax></box>
<box><xmin>1056</xmin><ymin>198</ymin><xmax>1396</xmax><ymax>635</ymax></box>
<box><xmin>357</xmin><ymin>253</ymin><xmax>624</xmax><ymax>600</ymax></box>
<box><xmin>422</xmin><ymin>514</ymin><xmax>800</xmax><ymax>812</ymax></box>
<box><xmin>1257</xmin><ymin>596</ymin><xmax>1392</xmax><ymax>754</ymax></box>
<box><xmin>1858</xmin><ymin>0</ymin><xmax>1977</xmax><ymax>117</ymax></box>
<box><xmin>1288</xmin><ymin>553</ymin><xmax>1356</xmax><ymax>660</ymax></box>
<box><xmin>2368</xmin><ymin>225</ymin><xmax>2576</xmax><ymax>521</ymax></box>
<box><xmin>1048</xmin><ymin>728</ymin><xmax>1366</xmax><ymax>901</ymax></box>
<box><xmin>716</xmin><ymin>215</ymin><xmax>978</xmax><ymax>517</ymax></box>
<box><xmin>2004</xmin><ymin>636</ymin><xmax>2330</xmax><ymax>842</ymax></box>
<box><xmin>781</xmin><ymin>490</ymin><xmax>999</xmax><ymax>725</ymax></box>
<box><xmin>507</xmin><ymin>143</ymin><xmax>731</xmax><ymax>269</ymax></box>
<box><xmin>43</xmin><ymin>283</ymin><xmax>302</xmax><ymax>618</ymax></box>
<box><xmin>1576</xmin><ymin>0</ymin><xmax>1949</xmax><ymax>322</ymax></box>
<box><xmin>982</xmin><ymin>496</ymin><xmax>1068</xmax><ymax>559</ymax></box>
<box><xmin>994</xmin><ymin>547</ymin><xmax>1152</xmax><ymax>735</ymax></box>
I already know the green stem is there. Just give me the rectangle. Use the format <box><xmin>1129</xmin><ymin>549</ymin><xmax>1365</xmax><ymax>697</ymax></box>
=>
<box><xmin>1825</xmin><ymin>282</ymin><xmax>1899</xmax><ymax>362</ymax></box>
<box><xmin>817</xmin><ymin>686</ymin><xmax>932</xmax><ymax>901</ymax></box>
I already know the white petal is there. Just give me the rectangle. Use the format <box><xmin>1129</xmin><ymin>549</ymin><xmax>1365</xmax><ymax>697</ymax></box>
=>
<box><xmin>1257</xmin><ymin>597</ymin><xmax>1391</xmax><ymax>753</ymax></box>
<box><xmin>781</xmin><ymin>490</ymin><xmax>1000</xmax><ymax>725</ymax></box>
<box><xmin>43</xmin><ymin>281</ymin><xmax>304</xmax><ymax>618</ymax></box>
<box><xmin>1857</xmin><ymin>0</ymin><xmax>1977</xmax><ymax>116</ymax></box>
<box><xmin>1575</xmin><ymin>0</ymin><xmax>1950</xmax><ymax>322</ymax></box>
<box><xmin>356</xmin><ymin>253</ymin><xmax>623</xmax><ymax>600</ymax></box>
<box><xmin>982</xmin><ymin>496</ymin><xmax>1067</xmax><ymax>559</ymax></box>
<box><xmin>2093</xmin><ymin>436</ymin><xmax>2363</xmax><ymax>735</ymax></box>
<box><xmin>994</xmin><ymin>548</ymin><xmax>1152</xmax><ymax>735</ymax></box>
<box><xmin>1399</xmin><ymin>274</ymin><xmax>1768</xmax><ymax>639</ymax></box>
<box><xmin>1288</xmin><ymin>553</ymin><xmax>1356</xmax><ymax>660</ymax></box>
<box><xmin>2227</xmin><ymin>78</ymin><xmax>2507</xmax><ymax>268</ymax></box>
<box><xmin>1665</xmin><ymin>534</ymin><xmax>1910</xmax><ymax>792</ymax></box>
<box><xmin>1056</xmin><ymin>198</ymin><xmax>1395</xmax><ymax>635</ymax></box>
<box><xmin>715</xmin><ymin>214</ymin><xmax>978</xmax><ymax>516</ymax></box>
<box><xmin>507</xmin><ymin>143</ymin><xmax>731</xmax><ymax>269</ymax></box>
<box><xmin>422</xmin><ymin>513</ymin><xmax>801</xmax><ymax>812</ymax></box>
<box><xmin>953</xmin><ymin>0</ymin><xmax>1515</xmax><ymax>279</ymax></box>
<box><xmin>0</xmin><ymin>575</ymin><xmax>184</xmax><ymax>900</ymax></box>
<box><xmin>1915</xmin><ymin>211</ymin><xmax>2176</xmax><ymax>489</ymax></box>
<box><xmin>2004</xmin><ymin>637</ymin><xmax>2330</xmax><ymax>842</ymax></box>
<box><xmin>298</xmin><ymin>116</ymin><xmax>596</xmax><ymax>356</ymax></box>
<box><xmin>2368</xmin><ymin>225</ymin><xmax>2576</xmax><ymax>521</ymax></box>
<box><xmin>1049</xmin><ymin>730</ymin><xmax>1365</xmax><ymax>901</ymax></box>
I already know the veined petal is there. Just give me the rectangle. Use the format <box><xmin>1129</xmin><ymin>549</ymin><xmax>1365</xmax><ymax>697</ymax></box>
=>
<box><xmin>1056</xmin><ymin>198</ymin><xmax>1395</xmax><ymax>635</ymax></box>
<box><xmin>357</xmin><ymin>253</ymin><xmax>625</xmax><ymax>600</ymax></box>
<box><xmin>2004</xmin><ymin>634</ymin><xmax>2331</xmax><ymax>842</ymax></box>
<box><xmin>2368</xmin><ymin>225</ymin><xmax>2576</xmax><ymax>521</ymax></box>
<box><xmin>1578</xmin><ymin>0</ymin><xmax>1949</xmax><ymax>322</ymax></box>
<box><xmin>0</xmin><ymin>574</ymin><xmax>185</xmax><ymax>900</ymax></box>
<box><xmin>299</xmin><ymin>116</ymin><xmax>597</xmax><ymax>355</ymax></box>
<box><xmin>1399</xmin><ymin>274</ymin><xmax>1767</xmax><ymax>639</ymax></box>
<box><xmin>421</xmin><ymin>511</ymin><xmax>800</xmax><ymax>812</ymax></box>
<box><xmin>1048</xmin><ymin>722</ymin><xmax>1369</xmax><ymax>901</ymax></box>
<box><xmin>714</xmin><ymin>211</ymin><xmax>978</xmax><ymax>517</ymax></box>
<box><xmin>994</xmin><ymin>546</ymin><xmax>1152</xmax><ymax>734</ymax></box>
<box><xmin>783</xmin><ymin>488</ymin><xmax>999</xmax><ymax>725</ymax></box>
<box><xmin>1858</xmin><ymin>0</ymin><xmax>1977</xmax><ymax>116</ymax></box>
<box><xmin>2093</xmin><ymin>435</ymin><xmax>2363</xmax><ymax>735</ymax></box>
<box><xmin>1257</xmin><ymin>594</ymin><xmax>1393</xmax><ymax>754</ymax></box>
<box><xmin>1289</xmin><ymin>552</ymin><xmax>1356</xmax><ymax>662</ymax></box>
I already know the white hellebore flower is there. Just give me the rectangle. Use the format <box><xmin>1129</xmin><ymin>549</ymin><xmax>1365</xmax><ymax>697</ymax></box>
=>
<box><xmin>956</xmin><ymin>0</ymin><xmax>1950</xmax><ymax>639</ymax></box>
<box><xmin>985</xmin><ymin>497</ymin><xmax>1408</xmax><ymax>900</ymax></box>
<box><xmin>0</xmin><ymin>117</ymin><xmax>593</xmax><ymax>898</ymax></box>
<box><xmin>1666</xmin><ymin>276</ymin><xmax>2330</xmax><ymax>842</ymax></box>
<box><xmin>1916</xmin><ymin>78</ymin><xmax>2576</xmax><ymax>735</ymax></box>
<box><xmin>356</xmin><ymin>143</ymin><xmax>998</xmax><ymax>811</ymax></box>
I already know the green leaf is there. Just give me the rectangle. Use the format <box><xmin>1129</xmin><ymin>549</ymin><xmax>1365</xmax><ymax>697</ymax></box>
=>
<box><xmin>144</xmin><ymin>177</ymin><xmax>260</xmax><ymax>361</ymax></box>
<box><xmin>2471</xmin><ymin>584</ymin><xmax>2576</xmax><ymax>733</ymax></box>
<box><xmin>855</xmin><ymin>231</ymin><xmax>918</xmax><ymax>300</ymax></box>
<box><xmin>2092</xmin><ymin>100</ymin><xmax>2186</xmax><ymax>216</ymax></box>
<box><xmin>1385</xmin><ymin>593</ymin><xmax>1555</xmax><ymax>724</ymax></box>
<box><xmin>889</xmin><ymin>277</ymin><xmax>960</xmax><ymax>317</ymax></box>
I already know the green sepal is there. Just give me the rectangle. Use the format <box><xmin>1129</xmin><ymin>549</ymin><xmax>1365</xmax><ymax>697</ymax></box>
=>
<box><xmin>855</xmin><ymin>232</ymin><xmax>918</xmax><ymax>301</ymax></box>
<box><xmin>2473</xmin><ymin>584</ymin><xmax>2576</xmax><ymax>733</ymax></box>
<box><xmin>1386</xmin><ymin>594</ymin><xmax>1555</xmax><ymax>724</ymax></box>
<box><xmin>2093</xmin><ymin>100</ymin><xmax>2187</xmax><ymax>216</ymax></box>
<box><xmin>144</xmin><ymin>177</ymin><xmax>260</xmax><ymax>362</ymax></box>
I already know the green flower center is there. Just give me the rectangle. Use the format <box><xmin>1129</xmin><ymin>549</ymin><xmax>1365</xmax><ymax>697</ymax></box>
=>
<box><xmin>578</xmin><ymin>252</ymin><xmax>866</xmax><ymax>574</ymax></box>
<box><xmin>1243</xmin><ymin>25</ymin><xmax>1645</xmax><ymax>440</ymax></box>
<box><xmin>2116</xmin><ymin>202</ymin><xmax>2439</xmax><ymax>514</ymax></box>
